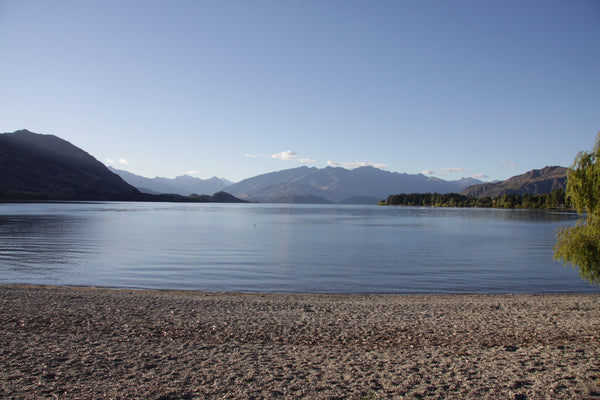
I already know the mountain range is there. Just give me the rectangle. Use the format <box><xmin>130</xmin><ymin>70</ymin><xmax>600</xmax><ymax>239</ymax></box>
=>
<box><xmin>112</xmin><ymin>165</ymin><xmax>483</xmax><ymax>204</ymax></box>
<box><xmin>107</xmin><ymin>152</ymin><xmax>569</xmax><ymax>204</ymax></box>
<box><xmin>109</xmin><ymin>167</ymin><xmax>232</xmax><ymax>195</ymax></box>
<box><xmin>222</xmin><ymin>166</ymin><xmax>482</xmax><ymax>204</ymax></box>
<box><xmin>115</xmin><ymin>164</ymin><xmax>568</xmax><ymax>205</ymax></box>
<box><xmin>1</xmin><ymin>129</ymin><xmax>569</xmax><ymax>204</ymax></box>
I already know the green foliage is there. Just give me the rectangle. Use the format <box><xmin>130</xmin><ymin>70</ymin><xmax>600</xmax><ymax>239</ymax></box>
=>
<box><xmin>555</xmin><ymin>220</ymin><xmax>600</xmax><ymax>284</ymax></box>
<box><xmin>564</xmin><ymin>136</ymin><xmax>600</xmax><ymax>217</ymax></box>
<box><xmin>554</xmin><ymin>133</ymin><xmax>600</xmax><ymax>285</ymax></box>
<box><xmin>383</xmin><ymin>189</ymin><xmax>566</xmax><ymax>209</ymax></box>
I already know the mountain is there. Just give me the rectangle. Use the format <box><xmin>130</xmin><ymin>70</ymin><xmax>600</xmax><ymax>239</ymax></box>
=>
<box><xmin>0</xmin><ymin>130</ymin><xmax>140</xmax><ymax>200</ymax></box>
<box><xmin>110</xmin><ymin>167</ymin><xmax>233</xmax><ymax>195</ymax></box>
<box><xmin>224</xmin><ymin>166</ymin><xmax>483</xmax><ymax>204</ymax></box>
<box><xmin>454</xmin><ymin>177</ymin><xmax>486</xmax><ymax>190</ymax></box>
<box><xmin>460</xmin><ymin>166</ymin><xmax>568</xmax><ymax>198</ymax></box>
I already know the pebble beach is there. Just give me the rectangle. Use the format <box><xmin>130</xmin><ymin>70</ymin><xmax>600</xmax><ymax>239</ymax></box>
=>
<box><xmin>1</xmin><ymin>285</ymin><xmax>600</xmax><ymax>399</ymax></box>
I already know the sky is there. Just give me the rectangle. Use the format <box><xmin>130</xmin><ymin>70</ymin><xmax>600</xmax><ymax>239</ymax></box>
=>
<box><xmin>0</xmin><ymin>0</ymin><xmax>599</xmax><ymax>182</ymax></box>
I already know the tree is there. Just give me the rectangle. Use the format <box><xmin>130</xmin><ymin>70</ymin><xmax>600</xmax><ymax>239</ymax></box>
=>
<box><xmin>554</xmin><ymin>132</ymin><xmax>600</xmax><ymax>284</ymax></box>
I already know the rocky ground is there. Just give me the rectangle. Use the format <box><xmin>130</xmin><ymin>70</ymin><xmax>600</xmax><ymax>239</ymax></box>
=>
<box><xmin>1</xmin><ymin>285</ymin><xmax>600</xmax><ymax>399</ymax></box>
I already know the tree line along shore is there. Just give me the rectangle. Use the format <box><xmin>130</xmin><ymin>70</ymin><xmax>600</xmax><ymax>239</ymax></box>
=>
<box><xmin>380</xmin><ymin>188</ymin><xmax>568</xmax><ymax>209</ymax></box>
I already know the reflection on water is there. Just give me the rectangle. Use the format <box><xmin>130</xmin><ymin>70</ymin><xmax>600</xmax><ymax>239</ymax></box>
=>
<box><xmin>0</xmin><ymin>202</ymin><xmax>597</xmax><ymax>294</ymax></box>
<box><xmin>0</xmin><ymin>215</ymin><xmax>89</xmax><ymax>277</ymax></box>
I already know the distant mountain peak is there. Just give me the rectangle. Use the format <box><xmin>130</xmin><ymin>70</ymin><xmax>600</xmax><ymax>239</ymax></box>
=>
<box><xmin>12</xmin><ymin>129</ymin><xmax>35</xmax><ymax>134</ymax></box>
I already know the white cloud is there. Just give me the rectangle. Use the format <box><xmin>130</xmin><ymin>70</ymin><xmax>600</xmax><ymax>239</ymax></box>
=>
<box><xmin>328</xmin><ymin>160</ymin><xmax>387</xmax><ymax>170</ymax></box>
<box><xmin>422</xmin><ymin>169</ymin><xmax>435</xmax><ymax>175</ymax></box>
<box><xmin>105</xmin><ymin>157</ymin><xmax>130</xmax><ymax>165</ymax></box>
<box><xmin>471</xmin><ymin>173</ymin><xmax>488</xmax><ymax>179</ymax></box>
<box><xmin>346</xmin><ymin>161</ymin><xmax>369</xmax><ymax>168</ymax></box>
<box><xmin>501</xmin><ymin>160</ymin><xmax>518</xmax><ymax>168</ymax></box>
<box><xmin>105</xmin><ymin>157</ymin><xmax>145</xmax><ymax>168</ymax></box>
<box><xmin>245</xmin><ymin>153</ymin><xmax>257</xmax><ymax>158</ymax></box>
<box><xmin>271</xmin><ymin>150</ymin><xmax>297</xmax><ymax>160</ymax></box>
<box><xmin>186</xmin><ymin>170</ymin><xmax>200</xmax><ymax>175</ymax></box>
<box><xmin>444</xmin><ymin>167</ymin><xmax>467</xmax><ymax>173</ymax></box>
<box><xmin>263</xmin><ymin>150</ymin><xmax>316</xmax><ymax>163</ymax></box>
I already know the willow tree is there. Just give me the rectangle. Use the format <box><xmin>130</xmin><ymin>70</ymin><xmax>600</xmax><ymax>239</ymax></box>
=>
<box><xmin>554</xmin><ymin>133</ymin><xmax>600</xmax><ymax>284</ymax></box>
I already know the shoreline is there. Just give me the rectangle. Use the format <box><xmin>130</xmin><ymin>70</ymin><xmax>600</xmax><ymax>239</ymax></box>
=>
<box><xmin>5</xmin><ymin>282</ymin><xmax>600</xmax><ymax>296</ymax></box>
<box><xmin>2</xmin><ymin>285</ymin><xmax>600</xmax><ymax>399</ymax></box>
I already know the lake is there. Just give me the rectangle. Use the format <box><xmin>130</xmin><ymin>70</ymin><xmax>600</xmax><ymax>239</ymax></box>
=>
<box><xmin>0</xmin><ymin>202</ymin><xmax>598</xmax><ymax>294</ymax></box>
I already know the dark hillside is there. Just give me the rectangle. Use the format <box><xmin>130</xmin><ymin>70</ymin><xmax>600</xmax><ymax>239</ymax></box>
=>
<box><xmin>461</xmin><ymin>166</ymin><xmax>567</xmax><ymax>198</ymax></box>
<box><xmin>0</xmin><ymin>130</ymin><xmax>139</xmax><ymax>200</ymax></box>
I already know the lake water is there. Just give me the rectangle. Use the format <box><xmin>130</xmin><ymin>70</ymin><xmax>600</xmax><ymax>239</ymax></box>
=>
<box><xmin>0</xmin><ymin>202</ymin><xmax>598</xmax><ymax>294</ymax></box>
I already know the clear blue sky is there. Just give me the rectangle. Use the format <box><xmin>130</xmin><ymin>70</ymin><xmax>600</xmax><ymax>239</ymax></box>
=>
<box><xmin>1</xmin><ymin>0</ymin><xmax>598</xmax><ymax>182</ymax></box>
